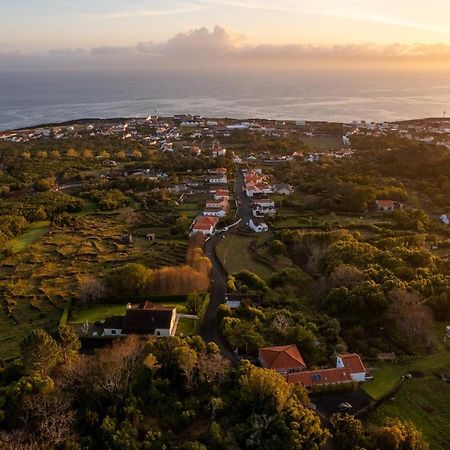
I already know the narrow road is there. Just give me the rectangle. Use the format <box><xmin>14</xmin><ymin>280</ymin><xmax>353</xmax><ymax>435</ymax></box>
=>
<box><xmin>199</xmin><ymin>168</ymin><xmax>250</xmax><ymax>365</ymax></box>
<box><xmin>200</xmin><ymin>234</ymin><xmax>239</xmax><ymax>364</ymax></box>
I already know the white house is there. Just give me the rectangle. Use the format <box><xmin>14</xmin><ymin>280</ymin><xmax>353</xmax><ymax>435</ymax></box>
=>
<box><xmin>252</xmin><ymin>198</ymin><xmax>276</xmax><ymax>216</ymax></box>
<box><xmin>209</xmin><ymin>175</ymin><xmax>228</xmax><ymax>184</ymax></box>
<box><xmin>190</xmin><ymin>216</ymin><xmax>219</xmax><ymax>236</ymax></box>
<box><xmin>376</xmin><ymin>200</ymin><xmax>396</xmax><ymax>211</ymax></box>
<box><xmin>203</xmin><ymin>207</ymin><xmax>226</xmax><ymax>218</ymax></box>
<box><xmin>103</xmin><ymin>302</ymin><xmax>177</xmax><ymax>337</ymax></box>
<box><xmin>440</xmin><ymin>214</ymin><xmax>449</xmax><ymax>225</ymax></box>
<box><xmin>336</xmin><ymin>353</ymin><xmax>367</xmax><ymax>382</ymax></box>
<box><xmin>273</xmin><ymin>183</ymin><xmax>294</xmax><ymax>195</ymax></box>
<box><xmin>249</xmin><ymin>217</ymin><xmax>268</xmax><ymax>233</ymax></box>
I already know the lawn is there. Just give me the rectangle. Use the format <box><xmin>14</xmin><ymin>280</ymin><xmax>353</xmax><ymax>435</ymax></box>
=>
<box><xmin>3</xmin><ymin>221</ymin><xmax>50</xmax><ymax>254</ymax></box>
<box><xmin>216</xmin><ymin>234</ymin><xmax>274</xmax><ymax>279</ymax></box>
<box><xmin>176</xmin><ymin>317</ymin><xmax>198</xmax><ymax>337</ymax></box>
<box><xmin>365</xmin><ymin>376</ymin><xmax>450</xmax><ymax>450</ymax></box>
<box><xmin>71</xmin><ymin>304</ymin><xmax>127</xmax><ymax>323</ymax></box>
<box><xmin>363</xmin><ymin>352</ymin><xmax>450</xmax><ymax>400</ymax></box>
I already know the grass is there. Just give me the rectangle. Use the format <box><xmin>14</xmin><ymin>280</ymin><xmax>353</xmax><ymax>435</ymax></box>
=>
<box><xmin>363</xmin><ymin>351</ymin><xmax>450</xmax><ymax>400</ymax></box>
<box><xmin>71</xmin><ymin>304</ymin><xmax>127</xmax><ymax>323</ymax></box>
<box><xmin>365</xmin><ymin>376</ymin><xmax>450</xmax><ymax>450</ymax></box>
<box><xmin>303</xmin><ymin>135</ymin><xmax>343</xmax><ymax>150</ymax></box>
<box><xmin>176</xmin><ymin>317</ymin><xmax>198</xmax><ymax>337</ymax></box>
<box><xmin>3</xmin><ymin>221</ymin><xmax>50</xmax><ymax>254</ymax></box>
<box><xmin>216</xmin><ymin>234</ymin><xmax>273</xmax><ymax>279</ymax></box>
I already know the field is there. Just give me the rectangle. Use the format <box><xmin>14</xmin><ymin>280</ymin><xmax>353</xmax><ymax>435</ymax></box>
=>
<box><xmin>176</xmin><ymin>317</ymin><xmax>198</xmax><ymax>337</ymax></box>
<box><xmin>0</xmin><ymin>207</ymin><xmax>188</xmax><ymax>359</ymax></box>
<box><xmin>3</xmin><ymin>221</ymin><xmax>50</xmax><ymax>254</ymax></box>
<box><xmin>365</xmin><ymin>376</ymin><xmax>450</xmax><ymax>450</ymax></box>
<box><xmin>302</xmin><ymin>135</ymin><xmax>343</xmax><ymax>150</ymax></box>
<box><xmin>362</xmin><ymin>340</ymin><xmax>450</xmax><ymax>450</ymax></box>
<box><xmin>71</xmin><ymin>303</ymin><xmax>127</xmax><ymax>323</ymax></box>
<box><xmin>363</xmin><ymin>352</ymin><xmax>450</xmax><ymax>400</ymax></box>
<box><xmin>216</xmin><ymin>234</ymin><xmax>274</xmax><ymax>279</ymax></box>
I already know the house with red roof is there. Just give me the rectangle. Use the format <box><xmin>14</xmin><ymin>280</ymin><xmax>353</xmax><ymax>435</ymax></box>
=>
<box><xmin>190</xmin><ymin>216</ymin><xmax>219</xmax><ymax>236</ymax></box>
<box><xmin>259</xmin><ymin>345</ymin><xmax>307</xmax><ymax>374</ymax></box>
<box><xmin>259</xmin><ymin>345</ymin><xmax>368</xmax><ymax>388</ymax></box>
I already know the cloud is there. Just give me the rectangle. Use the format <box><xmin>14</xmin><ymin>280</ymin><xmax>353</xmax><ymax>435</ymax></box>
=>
<box><xmin>2</xmin><ymin>26</ymin><xmax>450</xmax><ymax>70</ymax></box>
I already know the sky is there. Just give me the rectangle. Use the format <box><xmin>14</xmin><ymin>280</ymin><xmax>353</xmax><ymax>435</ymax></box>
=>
<box><xmin>2</xmin><ymin>0</ymin><xmax>450</xmax><ymax>69</ymax></box>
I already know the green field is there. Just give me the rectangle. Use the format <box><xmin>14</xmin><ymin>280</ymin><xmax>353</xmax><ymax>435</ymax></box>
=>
<box><xmin>3</xmin><ymin>221</ymin><xmax>50</xmax><ymax>253</ymax></box>
<box><xmin>365</xmin><ymin>376</ymin><xmax>450</xmax><ymax>450</ymax></box>
<box><xmin>71</xmin><ymin>303</ymin><xmax>127</xmax><ymax>323</ymax></box>
<box><xmin>302</xmin><ymin>135</ymin><xmax>343</xmax><ymax>150</ymax></box>
<box><xmin>176</xmin><ymin>317</ymin><xmax>198</xmax><ymax>337</ymax></box>
<box><xmin>216</xmin><ymin>234</ymin><xmax>273</xmax><ymax>279</ymax></box>
<box><xmin>363</xmin><ymin>352</ymin><xmax>450</xmax><ymax>400</ymax></box>
<box><xmin>363</xmin><ymin>349</ymin><xmax>450</xmax><ymax>450</ymax></box>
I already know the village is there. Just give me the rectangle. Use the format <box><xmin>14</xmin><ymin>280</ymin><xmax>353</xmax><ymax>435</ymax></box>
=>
<box><xmin>0</xmin><ymin>113</ymin><xmax>450</xmax><ymax>449</ymax></box>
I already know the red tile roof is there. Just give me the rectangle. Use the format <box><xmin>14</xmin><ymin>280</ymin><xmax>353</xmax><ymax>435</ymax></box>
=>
<box><xmin>338</xmin><ymin>353</ymin><xmax>366</xmax><ymax>373</ymax></box>
<box><xmin>286</xmin><ymin>367</ymin><xmax>352</xmax><ymax>387</ymax></box>
<box><xmin>192</xmin><ymin>216</ymin><xmax>219</xmax><ymax>231</ymax></box>
<box><xmin>259</xmin><ymin>345</ymin><xmax>306</xmax><ymax>371</ymax></box>
<box><xmin>376</xmin><ymin>200</ymin><xmax>395</xmax><ymax>208</ymax></box>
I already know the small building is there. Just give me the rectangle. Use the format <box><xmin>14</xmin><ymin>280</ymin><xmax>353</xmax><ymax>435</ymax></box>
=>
<box><xmin>146</xmin><ymin>233</ymin><xmax>156</xmax><ymax>241</ymax></box>
<box><xmin>225</xmin><ymin>293</ymin><xmax>261</xmax><ymax>309</ymax></box>
<box><xmin>440</xmin><ymin>214</ymin><xmax>449</xmax><ymax>225</ymax></box>
<box><xmin>203</xmin><ymin>206</ymin><xmax>226</xmax><ymax>218</ymax></box>
<box><xmin>209</xmin><ymin>174</ymin><xmax>228</xmax><ymax>184</ymax></box>
<box><xmin>249</xmin><ymin>217</ymin><xmax>268</xmax><ymax>233</ymax></box>
<box><xmin>190</xmin><ymin>216</ymin><xmax>219</xmax><ymax>236</ymax></box>
<box><xmin>274</xmin><ymin>183</ymin><xmax>294</xmax><ymax>195</ymax></box>
<box><xmin>259</xmin><ymin>345</ymin><xmax>307</xmax><ymax>375</ymax></box>
<box><xmin>121</xmin><ymin>234</ymin><xmax>133</xmax><ymax>244</ymax></box>
<box><xmin>376</xmin><ymin>200</ymin><xmax>395</xmax><ymax>211</ymax></box>
<box><xmin>252</xmin><ymin>198</ymin><xmax>276</xmax><ymax>216</ymax></box>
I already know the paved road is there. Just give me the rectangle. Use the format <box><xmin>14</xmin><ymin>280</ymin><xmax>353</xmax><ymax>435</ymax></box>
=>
<box><xmin>199</xmin><ymin>168</ymin><xmax>251</xmax><ymax>365</ymax></box>
<box><xmin>200</xmin><ymin>234</ymin><xmax>239</xmax><ymax>364</ymax></box>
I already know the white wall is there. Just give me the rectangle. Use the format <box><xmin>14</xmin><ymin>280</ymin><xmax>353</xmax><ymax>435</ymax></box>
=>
<box><xmin>103</xmin><ymin>328</ymin><xmax>122</xmax><ymax>336</ymax></box>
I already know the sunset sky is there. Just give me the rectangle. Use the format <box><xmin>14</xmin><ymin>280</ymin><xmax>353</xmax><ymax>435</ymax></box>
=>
<box><xmin>2</xmin><ymin>0</ymin><xmax>450</xmax><ymax>68</ymax></box>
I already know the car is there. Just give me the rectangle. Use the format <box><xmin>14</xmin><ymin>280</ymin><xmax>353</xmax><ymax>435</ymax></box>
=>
<box><xmin>223</xmin><ymin>227</ymin><xmax>229</xmax><ymax>232</ymax></box>
<box><xmin>335</xmin><ymin>402</ymin><xmax>352</xmax><ymax>413</ymax></box>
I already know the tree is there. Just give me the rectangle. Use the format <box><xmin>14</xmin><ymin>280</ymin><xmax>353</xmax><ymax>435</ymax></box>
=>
<box><xmin>331</xmin><ymin>413</ymin><xmax>366</xmax><ymax>450</ymax></box>
<box><xmin>82</xmin><ymin>149</ymin><xmax>93</xmax><ymax>159</ymax></box>
<box><xmin>79</xmin><ymin>277</ymin><xmax>106</xmax><ymax>304</ymax></box>
<box><xmin>174</xmin><ymin>346</ymin><xmax>198</xmax><ymax>390</ymax></box>
<box><xmin>370</xmin><ymin>418</ymin><xmax>429</xmax><ymax>450</ymax></box>
<box><xmin>186</xmin><ymin>293</ymin><xmax>205</xmax><ymax>315</ymax></box>
<box><xmin>238</xmin><ymin>366</ymin><xmax>328</xmax><ymax>449</ymax></box>
<box><xmin>20</xmin><ymin>330</ymin><xmax>61</xmax><ymax>376</ymax></box>
<box><xmin>106</xmin><ymin>263</ymin><xmax>152</xmax><ymax>298</ymax></box>
<box><xmin>387</xmin><ymin>289</ymin><xmax>437</xmax><ymax>353</ymax></box>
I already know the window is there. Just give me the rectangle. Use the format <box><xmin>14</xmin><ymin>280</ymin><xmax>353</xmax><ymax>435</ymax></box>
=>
<box><xmin>156</xmin><ymin>331</ymin><xmax>160</xmax><ymax>336</ymax></box>
<box><xmin>111</xmin><ymin>330</ymin><xmax>116</xmax><ymax>335</ymax></box>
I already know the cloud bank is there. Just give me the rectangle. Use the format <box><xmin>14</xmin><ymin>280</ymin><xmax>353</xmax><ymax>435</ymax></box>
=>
<box><xmin>2</xmin><ymin>26</ymin><xmax>450</xmax><ymax>71</ymax></box>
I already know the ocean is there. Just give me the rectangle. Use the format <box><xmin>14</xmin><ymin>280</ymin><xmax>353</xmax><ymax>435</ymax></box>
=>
<box><xmin>1</xmin><ymin>68</ymin><xmax>450</xmax><ymax>131</ymax></box>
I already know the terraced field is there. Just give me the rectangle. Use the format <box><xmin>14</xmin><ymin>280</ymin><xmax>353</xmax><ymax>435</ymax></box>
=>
<box><xmin>0</xmin><ymin>213</ymin><xmax>187</xmax><ymax>359</ymax></box>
